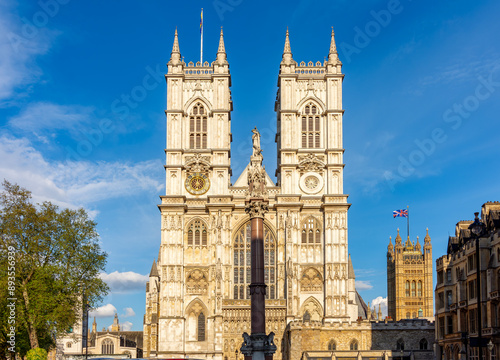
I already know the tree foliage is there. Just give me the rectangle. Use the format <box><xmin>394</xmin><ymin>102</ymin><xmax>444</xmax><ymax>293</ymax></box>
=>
<box><xmin>0</xmin><ymin>180</ymin><xmax>109</xmax><ymax>357</ymax></box>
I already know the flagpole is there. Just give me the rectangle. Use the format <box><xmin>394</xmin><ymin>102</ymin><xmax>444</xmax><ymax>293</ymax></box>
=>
<box><xmin>200</xmin><ymin>8</ymin><xmax>203</xmax><ymax>64</ymax></box>
<box><xmin>407</xmin><ymin>205</ymin><xmax>410</xmax><ymax>240</ymax></box>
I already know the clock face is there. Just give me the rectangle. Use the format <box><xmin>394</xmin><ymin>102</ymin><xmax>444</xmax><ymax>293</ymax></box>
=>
<box><xmin>185</xmin><ymin>173</ymin><xmax>210</xmax><ymax>195</ymax></box>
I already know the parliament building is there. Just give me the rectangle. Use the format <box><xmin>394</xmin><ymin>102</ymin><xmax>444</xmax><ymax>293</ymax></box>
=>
<box><xmin>143</xmin><ymin>28</ymin><xmax>434</xmax><ymax>360</ymax></box>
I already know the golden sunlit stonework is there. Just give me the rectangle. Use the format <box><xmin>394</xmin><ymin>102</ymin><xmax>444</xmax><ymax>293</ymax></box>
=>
<box><xmin>143</xmin><ymin>28</ymin><xmax>435</xmax><ymax>360</ymax></box>
<box><xmin>387</xmin><ymin>228</ymin><xmax>433</xmax><ymax>321</ymax></box>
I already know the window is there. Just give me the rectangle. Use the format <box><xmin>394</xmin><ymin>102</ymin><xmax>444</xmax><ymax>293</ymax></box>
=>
<box><xmin>470</xmin><ymin>347</ymin><xmax>478</xmax><ymax>360</ymax></box>
<box><xmin>233</xmin><ymin>222</ymin><xmax>276</xmax><ymax>300</ymax></box>
<box><xmin>447</xmin><ymin>315</ymin><xmax>453</xmax><ymax>334</ymax></box>
<box><xmin>446</xmin><ymin>290</ymin><xmax>453</xmax><ymax>307</ymax></box>
<box><xmin>328</xmin><ymin>340</ymin><xmax>336</xmax><ymax>351</ymax></box>
<box><xmin>469</xmin><ymin>279</ymin><xmax>477</xmax><ymax>300</ymax></box>
<box><xmin>303</xmin><ymin>311</ymin><xmax>311</xmax><ymax>322</ymax></box>
<box><xmin>197</xmin><ymin>312</ymin><xmax>206</xmax><ymax>341</ymax></box>
<box><xmin>66</xmin><ymin>342</ymin><xmax>72</xmax><ymax>349</ymax></box>
<box><xmin>417</xmin><ymin>281</ymin><xmax>422</xmax><ymax>297</ymax></box>
<box><xmin>469</xmin><ymin>308</ymin><xmax>477</xmax><ymax>334</ymax></box>
<box><xmin>301</xmin><ymin>217</ymin><xmax>322</xmax><ymax>244</ymax></box>
<box><xmin>419</xmin><ymin>338</ymin><xmax>428</xmax><ymax>350</ymax></box>
<box><xmin>189</xmin><ymin>102</ymin><xmax>208</xmax><ymax>149</ymax></box>
<box><xmin>301</xmin><ymin>103</ymin><xmax>321</xmax><ymax>148</ymax></box>
<box><xmin>438</xmin><ymin>292</ymin><xmax>444</xmax><ymax>308</ymax></box>
<box><xmin>438</xmin><ymin>270</ymin><xmax>444</xmax><ymax>284</ymax></box>
<box><xmin>438</xmin><ymin>317</ymin><xmax>445</xmax><ymax>339</ymax></box>
<box><xmin>446</xmin><ymin>269</ymin><xmax>452</xmax><ymax>283</ymax></box>
<box><xmin>406</xmin><ymin>312</ymin><xmax>410</xmax><ymax>319</ymax></box>
<box><xmin>102</xmin><ymin>339</ymin><xmax>114</xmax><ymax>355</ymax></box>
<box><xmin>396</xmin><ymin>338</ymin><xmax>404</xmax><ymax>350</ymax></box>
<box><xmin>491</xmin><ymin>344</ymin><xmax>497</xmax><ymax>360</ymax></box>
<box><xmin>468</xmin><ymin>255</ymin><xmax>476</xmax><ymax>272</ymax></box>
<box><xmin>411</xmin><ymin>281</ymin><xmax>416</xmax><ymax>297</ymax></box>
<box><xmin>406</xmin><ymin>281</ymin><xmax>410</xmax><ymax>297</ymax></box>
<box><xmin>187</xmin><ymin>219</ymin><xmax>208</xmax><ymax>247</ymax></box>
<box><xmin>350</xmin><ymin>340</ymin><xmax>358</xmax><ymax>351</ymax></box>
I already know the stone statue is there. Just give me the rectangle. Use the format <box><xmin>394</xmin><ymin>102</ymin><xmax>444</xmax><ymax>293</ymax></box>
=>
<box><xmin>251</xmin><ymin>127</ymin><xmax>262</xmax><ymax>157</ymax></box>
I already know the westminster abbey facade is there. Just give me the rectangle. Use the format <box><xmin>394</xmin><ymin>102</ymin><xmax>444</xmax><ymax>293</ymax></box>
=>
<box><xmin>143</xmin><ymin>28</ymin><xmax>434</xmax><ymax>360</ymax></box>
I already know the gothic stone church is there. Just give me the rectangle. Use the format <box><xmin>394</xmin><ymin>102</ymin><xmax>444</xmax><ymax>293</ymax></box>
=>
<box><xmin>142</xmin><ymin>29</ymin><xmax>433</xmax><ymax>360</ymax></box>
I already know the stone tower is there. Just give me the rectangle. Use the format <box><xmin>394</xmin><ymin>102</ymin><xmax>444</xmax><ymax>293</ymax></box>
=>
<box><xmin>275</xmin><ymin>28</ymin><xmax>356</xmax><ymax>322</ymax></box>
<box><xmin>144</xmin><ymin>28</ymin><xmax>359</xmax><ymax>360</ymax></box>
<box><xmin>387</xmin><ymin>228</ymin><xmax>433</xmax><ymax>321</ymax></box>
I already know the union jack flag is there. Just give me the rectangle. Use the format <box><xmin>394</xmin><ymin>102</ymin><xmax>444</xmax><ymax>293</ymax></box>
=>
<box><xmin>393</xmin><ymin>209</ymin><xmax>408</xmax><ymax>218</ymax></box>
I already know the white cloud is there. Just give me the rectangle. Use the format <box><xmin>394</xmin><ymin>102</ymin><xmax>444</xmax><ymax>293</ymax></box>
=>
<box><xmin>370</xmin><ymin>296</ymin><xmax>388</xmax><ymax>318</ymax></box>
<box><xmin>8</xmin><ymin>102</ymin><xmax>94</xmax><ymax>136</ymax></box>
<box><xmin>121</xmin><ymin>307</ymin><xmax>136</xmax><ymax>318</ymax></box>
<box><xmin>121</xmin><ymin>321</ymin><xmax>133</xmax><ymax>331</ymax></box>
<box><xmin>0</xmin><ymin>2</ymin><xmax>57</xmax><ymax>104</ymax></box>
<box><xmin>100</xmin><ymin>271</ymin><xmax>148</xmax><ymax>294</ymax></box>
<box><xmin>0</xmin><ymin>135</ymin><xmax>163</xmax><ymax>212</ymax></box>
<box><xmin>355</xmin><ymin>280</ymin><xmax>373</xmax><ymax>290</ymax></box>
<box><xmin>90</xmin><ymin>304</ymin><xmax>117</xmax><ymax>318</ymax></box>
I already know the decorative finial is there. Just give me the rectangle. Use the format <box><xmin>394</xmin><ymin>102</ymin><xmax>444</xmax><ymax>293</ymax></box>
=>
<box><xmin>328</xmin><ymin>27</ymin><xmax>340</xmax><ymax>65</ymax></box>
<box><xmin>281</xmin><ymin>28</ymin><xmax>294</xmax><ymax>65</ymax></box>
<box><xmin>169</xmin><ymin>28</ymin><xmax>181</xmax><ymax>65</ymax></box>
<box><xmin>216</xmin><ymin>27</ymin><xmax>227</xmax><ymax>65</ymax></box>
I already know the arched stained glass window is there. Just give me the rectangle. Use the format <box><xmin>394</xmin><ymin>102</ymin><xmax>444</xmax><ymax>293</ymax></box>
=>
<box><xmin>233</xmin><ymin>222</ymin><xmax>276</xmax><ymax>300</ymax></box>
<box><xmin>189</xmin><ymin>102</ymin><xmax>208</xmax><ymax>149</ymax></box>
<box><xmin>301</xmin><ymin>103</ymin><xmax>321</xmax><ymax>148</ymax></box>
<box><xmin>102</xmin><ymin>339</ymin><xmax>114</xmax><ymax>355</ymax></box>
<box><xmin>328</xmin><ymin>340</ymin><xmax>336</xmax><ymax>351</ymax></box>
<box><xmin>187</xmin><ymin>219</ymin><xmax>208</xmax><ymax>247</ymax></box>
<box><xmin>197</xmin><ymin>312</ymin><xmax>206</xmax><ymax>341</ymax></box>
<box><xmin>302</xmin><ymin>217</ymin><xmax>322</xmax><ymax>244</ymax></box>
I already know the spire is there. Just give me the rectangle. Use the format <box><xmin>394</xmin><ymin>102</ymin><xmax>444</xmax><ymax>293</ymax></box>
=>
<box><xmin>216</xmin><ymin>27</ymin><xmax>228</xmax><ymax>65</ymax></box>
<box><xmin>92</xmin><ymin>317</ymin><xmax>97</xmax><ymax>333</ymax></box>
<box><xmin>327</xmin><ymin>27</ymin><xmax>340</xmax><ymax>65</ymax></box>
<box><xmin>378</xmin><ymin>304</ymin><xmax>382</xmax><ymax>320</ymax></box>
<box><xmin>150</xmin><ymin>259</ymin><xmax>159</xmax><ymax>277</ymax></box>
<box><xmin>388</xmin><ymin>236</ymin><xmax>394</xmax><ymax>251</ymax></box>
<box><xmin>415</xmin><ymin>236</ymin><xmax>421</xmax><ymax>251</ymax></box>
<box><xmin>404</xmin><ymin>236</ymin><xmax>413</xmax><ymax>249</ymax></box>
<box><xmin>348</xmin><ymin>254</ymin><xmax>355</xmax><ymax>279</ymax></box>
<box><xmin>169</xmin><ymin>28</ymin><xmax>181</xmax><ymax>65</ymax></box>
<box><xmin>395</xmin><ymin>228</ymin><xmax>402</xmax><ymax>245</ymax></box>
<box><xmin>367</xmin><ymin>302</ymin><xmax>372</xmax><ymax>319</ymax></box>
<box><xmin>281</xmin><ymin>28</ymin><xmax>294</xmax><ymax>65</ymax></box>
<box><xmin>424</xmin><ymin>227</ymin><xmax>431</xmax><ymax>243</ymax></box>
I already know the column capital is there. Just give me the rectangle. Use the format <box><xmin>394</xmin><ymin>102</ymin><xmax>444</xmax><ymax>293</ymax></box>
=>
<box><xmin>245</xmin><ymin>200</ymin><xmax>269</xmax><ymax>219</ymax></box>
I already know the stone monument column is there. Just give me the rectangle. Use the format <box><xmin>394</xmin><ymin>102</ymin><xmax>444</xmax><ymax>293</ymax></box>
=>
<box><xmin>241</xmin><ymin>128</ymin><xmax>277</xmax><ymax>360</ymax></box>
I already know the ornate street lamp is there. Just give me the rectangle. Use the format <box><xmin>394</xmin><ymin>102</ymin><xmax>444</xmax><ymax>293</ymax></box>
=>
<box><xmin>469</xmin><ymin>212</ymin><xmax>486</xmax><ymax>360</ymax></box>
<box><xmin>488</xmin><ymin>340</ymin><xmax>494</xmax><ymax>360</ymax></box>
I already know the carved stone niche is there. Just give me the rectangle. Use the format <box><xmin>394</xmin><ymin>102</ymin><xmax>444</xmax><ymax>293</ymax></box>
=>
<box><xmin>185</xmin><ymin>269</ymin><xmax>208</xmax><ymax>294</ymax></box>
<box><xmin>300</xmin><ymin>267</ymin><xmax>323</xmax><ymax>292</ymax></box>
<box><xmin>185</xmin><ymin>153</ymin><xmax>211</xmax><ymax>173</ymax></box>
<box><xmin>297</xmin><ymin>153</ymin><xmax>325</xmax><ymax>175</ymax></box>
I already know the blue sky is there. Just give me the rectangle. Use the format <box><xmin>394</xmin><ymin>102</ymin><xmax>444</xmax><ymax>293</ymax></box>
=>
<box><xmin>1</xmin><ymin>0</ymin><xmax>499</xmax><ymax>331</ymax></box>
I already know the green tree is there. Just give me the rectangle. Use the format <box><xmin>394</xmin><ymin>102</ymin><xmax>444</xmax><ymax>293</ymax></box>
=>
<box><xmin>0</xmin><ymin>180</ymin><xmax>108</xmax><ymax>356</ymax></box>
